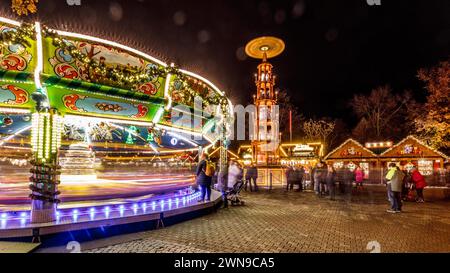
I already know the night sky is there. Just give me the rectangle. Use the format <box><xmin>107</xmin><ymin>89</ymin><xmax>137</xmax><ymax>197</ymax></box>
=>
<box><xmin>1</xmin><ymin>0</ymin><xmax>449</xmax><ymax>125</ymax></box>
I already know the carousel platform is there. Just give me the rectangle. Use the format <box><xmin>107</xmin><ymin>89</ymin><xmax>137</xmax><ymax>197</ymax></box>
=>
<box><xmin>0</xmin><ymin>190</ymin><xmax>222</xmax><ymax>241</ymax></box>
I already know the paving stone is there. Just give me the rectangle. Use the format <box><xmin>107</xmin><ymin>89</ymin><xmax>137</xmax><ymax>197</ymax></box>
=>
<box><xmin>87</xmin><ymin>188</ymin><xmax>450</xmax><ymax>253</ymax></box>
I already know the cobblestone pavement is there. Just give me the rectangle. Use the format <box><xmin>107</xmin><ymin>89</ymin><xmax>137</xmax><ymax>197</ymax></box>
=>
<box><xmin>85</xmin><ymin>187</ymin><xmax>450</xmax><ymax>253</ymax></box>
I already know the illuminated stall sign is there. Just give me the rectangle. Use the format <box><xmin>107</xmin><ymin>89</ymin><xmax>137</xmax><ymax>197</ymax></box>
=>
<box><xmin>291</xmin><ymin>144</ymin><xmax>315</xmax><ymax>157</ymax></box>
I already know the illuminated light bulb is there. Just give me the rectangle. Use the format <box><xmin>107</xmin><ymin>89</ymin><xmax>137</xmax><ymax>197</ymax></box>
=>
<box><xmin>1</xmin><ymin>213</ymin><xmax>7</xmax><ymax>219</ymax></box>
<box><xmin>90</xmin><ymin>208</ymin><xmax>95</xmax><ymax>220</ymax></box>
<box><xmin>152</xmin><ymin>201</ymin><xmax>156</xmax><ymax>210</ymax></box>
<box><xmin>104</xmin><ymin>206</ymin><xmax>111</xmax><ymax>218</ymax></box>
<box><xmin>72</xmin><ymin>210</ymin><xmax>79</xmax><ymax>221</ymax></box>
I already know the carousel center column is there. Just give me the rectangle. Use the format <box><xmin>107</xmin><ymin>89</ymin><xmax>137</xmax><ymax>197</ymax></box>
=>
<box><xmin>29</xmin><ymin>107</ymin><xmax>63</xmax><ymax>223</ymax></box>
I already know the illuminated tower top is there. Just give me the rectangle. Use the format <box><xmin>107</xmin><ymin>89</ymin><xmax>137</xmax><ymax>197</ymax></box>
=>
<box><xmin>245</xmin><ymin>36</ymin><xmax>285</xmax><ymax>103</ymax></box>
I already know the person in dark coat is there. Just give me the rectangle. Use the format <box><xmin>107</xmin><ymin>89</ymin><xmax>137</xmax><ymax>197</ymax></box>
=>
<box><xmin>244</xmin><ymin>165</ymin><xmax>251</xmax><ymax>192</ymax></box>
<box><xmin>326</xmin><ymin>165</ymin><xmax>337</xmax><ymax>200</ymax></box>
<box><xmin>341</xmin><ymin>167</ymin><xmax>354</xmax><ymax>195</ymax></box>
<box><xmin>217</xmin><ymin>162</ymin><xmax>229</xmax><ymax>208</ymax></box>
<box><xmin>286</xmin><ymin>166</ymin><xmax>296</xmax><ymax>191</ymax></box>
<box><xmin>244</xmin><ymin>164</ymin><xmax>258</xmax><ymax>192</ymax></box>
<box><xmin>313</xmin><ymin>162</ymin><xmax>327</xmax><ymax>195</ymax></box>
<box><xmin>294</xmin><ymin>166</ymin><xmax>305</xmax><ymax>192</ymax></box>
<box><xmin>196</xmin><ymin>153</ymin><xmax>212</xmax><ymax>202</ymax></box>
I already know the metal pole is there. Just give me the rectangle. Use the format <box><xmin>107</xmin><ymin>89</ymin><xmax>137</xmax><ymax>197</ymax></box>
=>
<box><xmin>269</xmin><ymin>172</ymin><xmax>273</xmax><ymax>192</ymax></box>
<box><xmin>289</xmin><ymin>110</ymin><xmax>292</xmax><ymax>143</ymax></box>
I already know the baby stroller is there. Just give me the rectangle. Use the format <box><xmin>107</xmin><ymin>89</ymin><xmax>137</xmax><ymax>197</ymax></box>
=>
<box><xmin>404</xmin><ymin>184</ymin><xmax>416</xmax><ymax>202</ymax></box>
<box><xmin>226</xmin><ymin>179</ymin><xmax>245</xmax><ymax>206</ymax></box>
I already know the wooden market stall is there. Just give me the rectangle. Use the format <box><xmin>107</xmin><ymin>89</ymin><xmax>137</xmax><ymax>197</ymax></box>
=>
<box><xmin>379</xmin><ymin>136</ymin><xmax>448</xmax><ymax>179</ymax></box>
<box><xmin>324</xmin><ymin>138</ymin><xmax>380</xmax><ymax>181</ymax></box>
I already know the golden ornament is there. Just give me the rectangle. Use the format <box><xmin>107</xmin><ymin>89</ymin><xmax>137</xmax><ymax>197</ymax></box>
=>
<box><xmin>11</xmin><ymin>0</ymin><xmax>38</xmax><ymax>16</ymax></box>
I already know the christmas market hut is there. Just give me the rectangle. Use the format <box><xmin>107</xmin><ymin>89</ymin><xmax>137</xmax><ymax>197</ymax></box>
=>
<box><xmin>324</xmin><ymin>138</ymin><xmax>380</xmax><ymax>182</ymax></box>
<box><xmin>378</xmin><ymin>135</ymin><xmax>449</xmax><ymax>185</ymax></box>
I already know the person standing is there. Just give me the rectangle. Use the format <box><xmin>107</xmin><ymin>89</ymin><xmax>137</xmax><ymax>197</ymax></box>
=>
<box><xmin>326</xmin><ymin>165</ymin><xmax>337</xmax><ymax>200</ymax></box>
<box><xmin>411</xmin><ymin>167</ymin><xmax>427</xmax><ymax>203</ymax></box>
<box><xmin>354</xmin><ymin>166</ymin><xmax>364</xmax><ymax>189</ymax></box>
<box><xmin>385</xmin><ymin>163</ymin><xmax>405</xmax><ymax>213</ymax></box>
<box><xmin>286</xmin><ymin>166</ymin><xmax>296</xmax><ymax>191</ymax></box>
<box><xmin>196</xmin><ymin>153</ymin><xmax>212</xmax><ymax>202</ymax></box>
<box><xmin>341</xmin><ymin>167</ymin><xmax>353</xmax><ymax>195</ymax></box>
<box><xmin>244</xmin><ymin>164</ymin><xmax>258</xmax><ymax>192</ymax></box>
<box><xmin>314</xmin><ymin>162</ymin><xmax>327</xmax><ymax>195</ymax></box>
<box><xmin>401</xmin><ymin>166</ymin><xmax>412</xmax><ymax>201</ymax></box>
<box><xmin>217</xmin><ymin>162</ymin><xmax>229</xmax><ymax>208</ymax></box>
<box><xmin>295</xmin><ymin>166</ymin><xmax>305</xmax><ymax>192</ymax></box>
<box><xmin>312</xmin><ymin>163</ymin><xmax>321</xmax><ymax>195</ymax></box>
<box><xmin>227</xmin><ymin>160</ymin><xmax>242</xmax><ymax>189</ymax></box>
<box><xmin>244</xmin><ymin>165</ymin><xmax>252</xmax><ymax>192</ymax></box>
<box><xmin>249</xmin><ymin>164</ymin><xmax>258</xmax><ymax>192</ymax></box>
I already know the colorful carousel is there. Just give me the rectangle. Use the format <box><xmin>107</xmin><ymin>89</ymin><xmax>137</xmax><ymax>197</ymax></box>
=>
<box><xmin>0</xmin><ymin>17</ymin><xmax>232</xmax><ymax>239</ymax></box>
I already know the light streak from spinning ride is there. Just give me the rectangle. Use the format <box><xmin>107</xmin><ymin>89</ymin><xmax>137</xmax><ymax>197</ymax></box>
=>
<box><xmin>0</xmin><ymin>126</ymin><xmax>32</xmax><ymax>147</ymax></box>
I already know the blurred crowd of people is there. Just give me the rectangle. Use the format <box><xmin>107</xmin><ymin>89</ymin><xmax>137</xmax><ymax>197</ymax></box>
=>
<box><xmin>195</xmin><ymin>153</ymin><xmax>435</xmax><ymax>212</ymax></box>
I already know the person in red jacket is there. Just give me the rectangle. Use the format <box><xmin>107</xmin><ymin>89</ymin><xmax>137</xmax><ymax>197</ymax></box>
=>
<box><xmin>411</xmin><ymin>167</ymin><xmax>427</xmax><ymax>203</ymax></box>
<box><xmin>354</xmin><ymin>166</ymin><xmax>364</xmax><ymax>189</ymax></box>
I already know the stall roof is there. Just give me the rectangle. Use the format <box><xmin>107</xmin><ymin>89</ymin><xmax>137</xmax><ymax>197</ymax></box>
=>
<box><xmin>324</xmin><ymin>138</ymin><xmax>378</xmax><ymax>160</ymax></box>
<box><xmin>379</xmin><ymin>135</ymin><xmax>449</xmax><ymax>159</ymax></box>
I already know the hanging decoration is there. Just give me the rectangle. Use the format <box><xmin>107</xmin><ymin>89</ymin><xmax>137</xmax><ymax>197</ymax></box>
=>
<box><xmin>125</xmin><ymin>125</ymin><xmax>138</xmax><ymax>144</ymax></box>
<box><xmin>11</xmin><ymin>0</ymin><xmax>38</xmax><ymax>16</ymax></box>
<box><xmin>146</xmin><ymin>127</ymin><xmax>155</xmax><ymax>143</ymax></box>
<box><xmin>64</xmin><ymin>123</ymin><xmax>85</xmax><ymax>141</ymax></box>
<box><xmin>90</xmin><ymin>122</ymin><xmax>113</xmax><ymax>141</ymax></box>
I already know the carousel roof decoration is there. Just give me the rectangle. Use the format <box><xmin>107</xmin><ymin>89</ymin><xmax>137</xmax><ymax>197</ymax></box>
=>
<box><xmin>11</xmin><ymin>0</ymin><xmax>38</xmax><ymax>16</ymax></box>
<box><xmin>379</xmin><ymin>135</ymin><xmax>449</xmax><ymax>159</ymax></box>
<box><xmin>0</xmin><ymin>16</ymin><xmax>233</xmax><ymax>150</ymax></box>
<box><xmin>324</xmin><ymin>138</ymin><xmax>378</xmax><ymax>160</ymax></box>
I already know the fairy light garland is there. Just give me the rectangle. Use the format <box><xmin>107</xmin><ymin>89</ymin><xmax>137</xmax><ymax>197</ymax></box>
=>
<box><xmin>0</xmin><ymin>22</ymin><xmax>34</xmax><ymax>47</ymax></box>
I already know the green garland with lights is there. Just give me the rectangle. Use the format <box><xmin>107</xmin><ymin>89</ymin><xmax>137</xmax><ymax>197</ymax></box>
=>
<box><xmin>0</xmin><ymin>22</ymin><xmax>34</xmax><ymax>47</ymax></box>
<box><xmin>169</xmin><ymin>77</ymin><xmax>229</xmax><ymax>115</ymax></box>
<box><xmin>43</xmin><ymin>26</ymin><xmax>179</xmax><ymax>89</ymax></box>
